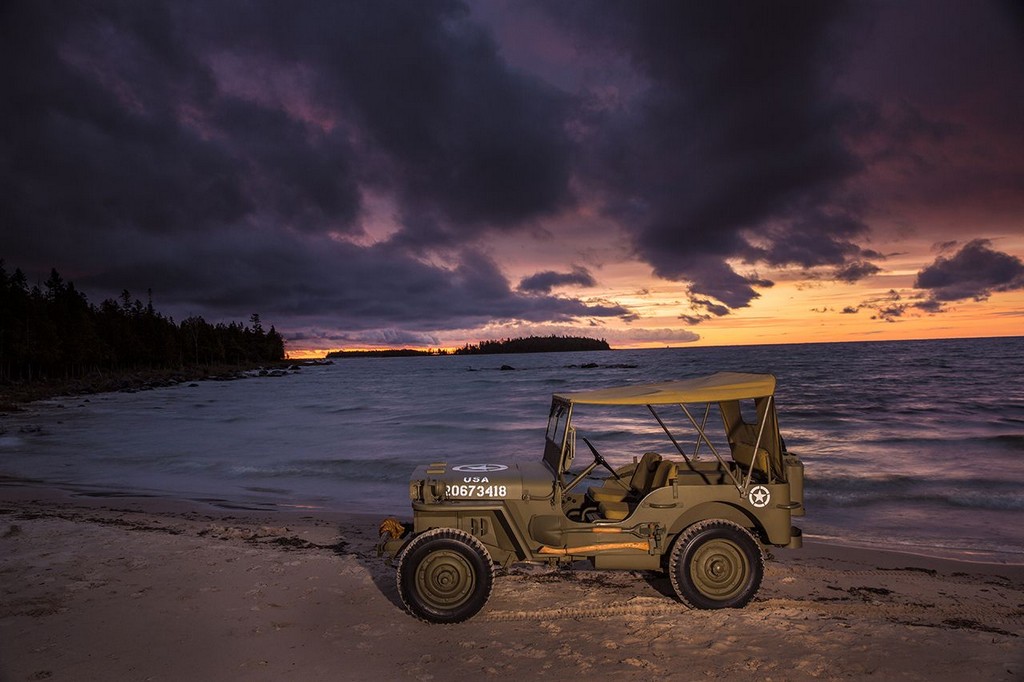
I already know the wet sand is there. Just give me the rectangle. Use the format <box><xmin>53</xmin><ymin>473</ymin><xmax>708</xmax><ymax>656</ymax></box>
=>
<box><xmin>1</xmin><ymin>483</ymin><xmax>1022</xmax><ymax>681</ymax></box>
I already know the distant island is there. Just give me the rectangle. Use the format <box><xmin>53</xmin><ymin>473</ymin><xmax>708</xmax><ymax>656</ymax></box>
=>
<box><xmin>326</xmin><ymin>335</ymin><xmax>611</xmax><ymax>359</ymax></box>
<box><xmin>326</xmin><ymin>348</ymin><xmax>435</xmax><ymax>358</ymax></box>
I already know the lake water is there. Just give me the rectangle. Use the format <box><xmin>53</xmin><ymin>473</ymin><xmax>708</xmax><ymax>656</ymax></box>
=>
<box><xmin>2</xmin><ymin>336</ymin><xmax>1022</xmax><ymax>563</ymax></box>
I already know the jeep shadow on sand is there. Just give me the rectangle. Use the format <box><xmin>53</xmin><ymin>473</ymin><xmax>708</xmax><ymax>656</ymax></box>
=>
<box><xmin>378</xmin><ymin>371</ymin><xmax>805</xmax><ymax>623</ymax></box>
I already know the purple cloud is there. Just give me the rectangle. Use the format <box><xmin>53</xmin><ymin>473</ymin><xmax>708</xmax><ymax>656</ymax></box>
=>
<box><xmin>518</xmin><ymin>266</ymin><xmax>596</xmax><ymax>293</ymax></box>
<box><xmin>915</xmin><ymin>239</ymin><xmax>1024</xmax><ymax>302</ymax></box>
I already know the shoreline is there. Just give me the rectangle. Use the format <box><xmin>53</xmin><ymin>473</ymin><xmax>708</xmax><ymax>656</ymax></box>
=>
<box><xmin>2</xmin><ymin>482</ymin><xmax>1022</xmax><ymax>680</ymax></box>
<box><xmin>0</xmin><ymin>360</ymin><xmax>329</xmax><ymax>413</ymax></box>
<box><xmin>4</xmin><ymin>474</ymin><xmax>1022</xmax><ymax>569</ymax></box>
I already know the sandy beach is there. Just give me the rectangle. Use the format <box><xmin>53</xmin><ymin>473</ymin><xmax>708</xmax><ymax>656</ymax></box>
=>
<box><xmin>1</xmin><ymin>482</ymin><xmax>1021</xmax><ymax>682</ymax></box>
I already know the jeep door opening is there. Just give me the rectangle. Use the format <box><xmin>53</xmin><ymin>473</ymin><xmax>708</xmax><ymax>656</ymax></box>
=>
<box><xmin>379</xmin><ymin>371</ymin><xmax>805</xmax><ymax>623</ymax></box>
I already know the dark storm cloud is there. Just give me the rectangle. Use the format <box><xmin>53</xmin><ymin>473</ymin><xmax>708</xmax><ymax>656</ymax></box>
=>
<box><xmin>913</xmin><ymin>299</ymin><xmax>945</xmax><ymax>314</ymax></box>
<box><xmin>82</xmin><ymin>232</ymin><xmax>628</xmax><ymax>332</ymax></box>
<box><xmin>213</xmin><ymin>0</ymin><xmax>575</xmax><ymax>235</ymax></box>
<box><xmin>1</xmin><ymin>1</ymin><xmax>361</xmax><ymax>255</ymax></box>
<box><xmin>3</xmin><ymin>0</ymin><xmax>573</xmax><ymax>244</ymax></box>
<box><xmin>1</xmin><ymin>0</ymin><xmax>584</xmax><ymax>336</ymax></box>
<box><xmin>833</xmin><ymin>260</ymin><xmax>882</xmax><ymax>283</ymax></box>
<box><xmin>851</xmin><ymin>238</ymin><xmax>1024</xmax><ymax>319</ymax></box>
<box><xmin>914</xmin><ymin>239</ymin><xmax>1024</xmax><ymax>303</ymax></box>
<box><xmin>5</xmin><ymin>0</ymin><xmax>1022</xmax><ymax>344</ymax></box>
<box><xmin>680</xmin><ymin>294</ymin><xmax>731</xmax><ymax>325</ymax></box>
<box><xmin>287</xmin><ymin>328</ymin><xmax>444</xmax><ymax>350</ymax></box>
<box><xmin>543</xmin><ymin>1</ymin><xmax>872</xmax><ymax>310</ymax></box>
<box><xmin>860</xmin><ymin>290</ymin><xmax>907</xmax><ymax>323</ymax></box>
<box><xmin>517</xmin><ymin>266</ymin><xmax>595</xmax><ymax>293</ymax></box>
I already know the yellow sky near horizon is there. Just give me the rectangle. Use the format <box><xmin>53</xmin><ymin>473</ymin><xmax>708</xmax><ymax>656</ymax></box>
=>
<box><xmin>285</xmin><ymin>273</ymin><xmax>1023</xmax><ymax>358</ymax></box>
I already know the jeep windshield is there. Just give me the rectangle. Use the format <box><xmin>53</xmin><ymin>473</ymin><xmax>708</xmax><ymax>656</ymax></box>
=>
<box><xmin>543</xmin><ymin>397</ymin><xmax>572</xmax><ymax>474</ymax></box>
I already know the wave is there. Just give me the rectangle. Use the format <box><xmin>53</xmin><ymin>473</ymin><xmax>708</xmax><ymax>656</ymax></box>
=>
<box><xmin>804</xmin><ymin>528</ymin><xmax>1024</xmax><ymax>562</ymax></box>
<box><xmin>807</xmin><ymin>496</ymin><xmax>1024</xmax><ymax>514</ymax></box>
<box><xmin>5</xmin><ymin>336</ymin><xmax>1024</xmax><ymax>561</ymax></box>
<box><xmin>988</xmin><ymin>434</ymin><xmax>1024</xmax><ymax>450</ymax></box>
<box><xmin>806</xmin><ymin>476</ymin><xmax>1024</xmax><ymax>512</ymax></box>
<box><xmin>327</xmin><ymin>405</ymin><xmax>371</xmax><ymax>414</ymax></box>
<box><xmin>228</xmin><ymin>456</ymin><xmax>415</xmax><ymax>483</ymax></box>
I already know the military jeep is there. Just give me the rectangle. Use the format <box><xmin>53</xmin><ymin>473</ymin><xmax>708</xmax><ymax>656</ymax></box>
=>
<box><xmin>379</xmin><ymin>371</ymin><xmax>804</xmax><ymax>623</ymax></box>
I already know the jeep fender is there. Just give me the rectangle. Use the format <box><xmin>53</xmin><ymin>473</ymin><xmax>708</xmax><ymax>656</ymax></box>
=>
<box><xmin>412</xmin><ymin>504</ymin><xmax>528</xmax><ymax>565</ymax></box>
<box><xmin>668</xmin><ymin>502</ymin><xmax>764</xmax><ymax>543</ymax></box>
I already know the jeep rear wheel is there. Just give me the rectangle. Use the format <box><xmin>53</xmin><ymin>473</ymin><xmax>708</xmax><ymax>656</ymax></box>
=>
<box><xmin>669</xmin><ymin>520</ymin><xmax>764</xmax><ymax>609</ymax></box>
<box><xmin>397</xmin><ymin>528</ymin><xmax>494</xmax><ymax>623</ymax></box>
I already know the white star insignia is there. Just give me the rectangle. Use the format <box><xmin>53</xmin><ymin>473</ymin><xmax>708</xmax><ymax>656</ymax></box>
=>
<box><xmin>748</xmin><ymin>486</ymin><xmax>771</xmax><ymax>508</ymax></box>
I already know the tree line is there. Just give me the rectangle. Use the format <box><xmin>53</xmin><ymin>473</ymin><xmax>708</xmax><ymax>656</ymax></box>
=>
<box><xmin>325</xmin><ymin>335</ymin><xmax>612</xmax><ymax>359</ymax></box>
<box><xmin>0</xmin><ymin>261</ymin><xmax>285</xmax><ymax>384</ymax></box>
<box><xmin>453</xmin><ymin>335</ymin><xmax>611</xmax><ymax>355</ymax></box>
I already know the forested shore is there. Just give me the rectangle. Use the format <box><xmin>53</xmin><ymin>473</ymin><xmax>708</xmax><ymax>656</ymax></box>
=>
<box><xmin>453</xmin><ymin>335</ymin><xmax>610</xmax><ymax>355</ymax></box>
<box><xmin>326</xmin><ymin>335</ymin><xmax>611</xmax><ymax>359</ymax></box>
<box><xmin>0</xmin><ymin>262</ymin><xmax>285</xmax><ymax>408</ymax></box>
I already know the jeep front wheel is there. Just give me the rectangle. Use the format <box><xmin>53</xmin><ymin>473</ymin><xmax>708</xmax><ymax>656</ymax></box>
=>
<box><xmin>668</xmin><ymin>519</ymin><xmax>764</xmax><ymax>609</ymax></box>
<box><xmin>397</xmin><ymin>528</ymin><xmax>494</xmax><ymax>623</ymax></box>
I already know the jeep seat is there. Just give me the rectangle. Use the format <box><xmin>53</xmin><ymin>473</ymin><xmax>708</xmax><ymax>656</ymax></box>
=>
<box><xmin>731</xmin><ymin>441</ymin><xmax>771</xmax><ymax>477</ymax></box>
<box><xmin>598</xmin><ymin>459</ymin><xmax>677</xmax><ymax>521</ymax></box>
<box><xmin>587</xmin><ymin>452</ymin><xmax>662</xmax><ymax>504</ymax></box>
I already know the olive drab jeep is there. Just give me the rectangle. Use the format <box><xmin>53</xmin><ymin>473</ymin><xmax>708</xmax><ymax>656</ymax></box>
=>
<box><xmin>378</xmin><ymin>371</ymin><xmax>805</xmax><ymax>623</ymax></box>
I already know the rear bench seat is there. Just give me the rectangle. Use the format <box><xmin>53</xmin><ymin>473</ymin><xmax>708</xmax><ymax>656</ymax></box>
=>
<box><xmin>673</xmin><ymin>467</ymin><xmax>729</xmax><ymax>485</ymax></box>
<box><xmin>731</xmin><ymin>441</ymin><xmax>771</xmax><ymax>481</ymax></box>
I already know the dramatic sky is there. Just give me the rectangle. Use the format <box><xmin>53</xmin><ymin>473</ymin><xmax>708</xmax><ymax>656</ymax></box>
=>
<box><xmin>3</xmin><ymin>0</ymin><xmax>1023</xmax><ymax>354</ymax></box>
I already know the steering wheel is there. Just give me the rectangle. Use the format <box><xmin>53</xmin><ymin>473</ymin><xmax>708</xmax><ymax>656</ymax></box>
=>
<box><xmin>580</xmin><ymin>436</ymin><xmax>624</xmax><ymax>483</ymax></box>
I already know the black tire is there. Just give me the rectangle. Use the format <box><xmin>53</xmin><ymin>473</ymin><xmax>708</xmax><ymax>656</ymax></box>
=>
<box><xmin>668</xmin><ymin>519</ymin><xmax>764</xmax><ymax>609</ymax></box>
<box><xmin>396</xmin><ymin>528</ymin><xmax>494</xmax><ymax>624</ymax></box>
